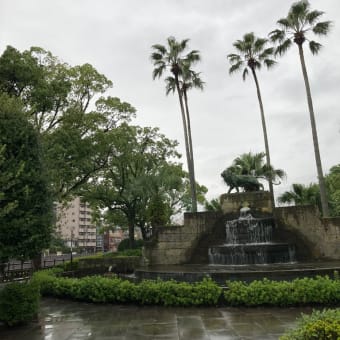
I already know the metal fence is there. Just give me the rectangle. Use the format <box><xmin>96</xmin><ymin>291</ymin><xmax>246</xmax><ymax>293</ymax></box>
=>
<box><xmin>0</xmin><ymin>254</ymin><xmax>83</xmax><ymax>283</ymax></box>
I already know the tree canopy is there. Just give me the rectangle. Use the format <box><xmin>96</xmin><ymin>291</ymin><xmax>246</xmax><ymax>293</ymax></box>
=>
<box><xmin>84</xmin><ymin>124</ymin><xmax>206</xmax><ymax>245</ymax></box>
<box><xmin>0</xmin><ymin>45</ymin><xmax>136</xmax><ymax>201</ymax></box>
<box><xmin>0</xmin><ymin>94</ymin><xmax>53</xmax><ymax>264</ymax></box>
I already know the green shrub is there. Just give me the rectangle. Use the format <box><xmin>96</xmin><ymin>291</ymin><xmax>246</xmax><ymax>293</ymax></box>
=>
<box><xmin>0</xmin><ymin>281</ymin><xmax>40</xmax><ymax>326</ymax></box>
<box><xmin>32</xmin><ymin>269</ymin><xmax>340</xmax><ymax>308</ymax></box>
<box><xmin>224</xmin><ymin>276</ymin><xmax>340</xmax><ymax>306</ymax></box>
<box><xmin>135</xmin><ymin>277</ymin><xmax>222</xmax><ymax>306</ymax></box>
<box><xmin>280</xmin><ymin>309</ymin><xmax>340</xmax><ymax>340</ymax></box>
<box><xmin>117</xmin><ymin>238</ymin><xmax>143</xmax><ymax>252</ymax></box>
<box><xmin>32</xmin><ymin>270</ymin><xmax>221</xmax><ymax>306</ymax></box>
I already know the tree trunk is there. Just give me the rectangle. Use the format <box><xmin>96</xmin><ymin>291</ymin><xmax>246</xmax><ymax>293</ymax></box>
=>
<box><xmin>127</xmin><ymin>214</ymin><xmax>135</xmax><ymax>248</ymax></box>
<box><xmin>297</xmin><ymin>44</ymin><xmax>329</xmax><ymax>217</ymax></box>
<box><xmin>174</xmin><ymin>76</ymin><xmax>197</xmax><ymax>212</ymax></box>
<box><xmin>183</xmin><ymin>89</ymin><xmax>198</xmax><ymax>212</ymax></box>
<box><xmin>32</xmin><ymin>254</ymin><xmax>42</xmax><ymax>271</ymax></box>
<box><xmin>251</xmin><ymin>67</ymin><xmax>275</xmax><ymax>210</ymax></box>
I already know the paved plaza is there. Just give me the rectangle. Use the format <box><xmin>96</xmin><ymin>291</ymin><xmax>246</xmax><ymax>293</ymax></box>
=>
<box><xmin>0</xmin><ymin>298</ymin><xmax>316</xmax><ymax>340</ymax></box>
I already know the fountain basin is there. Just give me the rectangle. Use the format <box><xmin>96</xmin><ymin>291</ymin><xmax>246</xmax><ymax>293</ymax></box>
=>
<box><xmin>134</xmin><ymin>261</ymin><xmax>340</xmax><ymax>285</ymax></box>
<box><xmin>209</xmin><ymin>243</ymin><xmax>295</xmax><ymax>265</ymax></box>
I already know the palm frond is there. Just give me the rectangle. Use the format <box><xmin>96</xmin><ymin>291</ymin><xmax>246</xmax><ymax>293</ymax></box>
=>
<box><xmin>181</xmin><ymin>67</ymin><xmax>205</xmax><ymax>91</ymax></box>
<box><xmin>278</xmin><ymin>191</ymin><xmax>295</xmax><ymax>204</ymax></box>
<box><xmin>263</xmin><ymin>59</ymin><xmax>277</xmax><ymax>69</ymax></box>
<box><xmin>309</xmin><ymin>40</ymin><xmax>322</xmax><ymax>55</ymax></box>
<box><xmin>254</xmin><ymin>38</ymin><xmax>268</xmax><ymax>54</ymax></box>
<box><xmin>259</xmin><ymin>47</ymin><xmax>274</xmax><ymax>60</ymax></box>
<box><xmin>233</xmin><ymin>40</ymin><xmax>246</xmax><ymax>53</ymax></box>
<box><xmin>254</xmin><ymin>60</ymin><xmax>262</xmax><ymax>70</ymax></box>
<box><xmin>151</xmin><ymin>44</ymin><xmax>167</xmax><ymax>55</ymax></box>
<box><xmin>289</xmin><ymin>0</ymin><xmax>309</xmax><ymax>26</ymax></box>
<box><xmin>179</xmin><ymin>38</ymin><xmax>190</xmax><ymax>51</ymax></box>
<box><xmin>164</xmin><ymin>76</ymin><xmax>176</xmax><ymax>95</ymax></box>
<box><xmin>269</xmin><ymin>29</ymin><xmax>286</xmax><ymax>43</ymax></box>
<box><xmin>275</xmin><ymin>39</ymin><xmax>292</xmax><ymax>56</ymax></box>
<box><xmin>243</xmin><ymin>32</ymin><xmax>255</xmax><ymax>45</ymax></box>
<box><xmin>229</xmin><ymin>61</ymin><xmax>244</xmax><ymax>75</ymax></box>
<box><xmin>227</xmin><ymin>53</ymin><xmax>242</xmax><ymax>63</ymax></box>
<box><xmin>242</xmin><ymin>68</ymin><xmax>249</xmax><ymax>81</ymax></box>
<box><xmin>150</xmin><ymin>52</ymin><xmax>164</xmax><ymax>62</ymax></box>
<box><xmin>185</xmin><ymin>50</ymin><xmax>201</xmax><ymax>64</ymax></box>
<box><xmin>306</xmin><ymin>9</ymin><xmax>324</xmax><ymax>25</ymax></box>
<box><xmin>277</xmin><ymin>18</ymin><xmax>291</xmax><ymax>30</ymax></box>
<box><xmin>312</xmin><ymin>21</ymin><xmax>332</xmax><ymax>35</ymax></box>
<box><xmin>152</xmin><ymin>65</ymin><xmax>166</xmax><ymax>79</ymax></box>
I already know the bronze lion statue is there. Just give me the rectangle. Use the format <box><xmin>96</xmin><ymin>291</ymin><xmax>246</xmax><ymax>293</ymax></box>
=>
<box><xmin>221</xmin><ymin>170</ymin><xmax>264</xmax><ymax>193</ymax></box>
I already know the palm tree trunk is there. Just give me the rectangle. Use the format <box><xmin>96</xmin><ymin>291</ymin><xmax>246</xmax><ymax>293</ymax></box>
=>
<box><xmin>174</xmin><ymin>76</ymin><xmax>197</xmax><ymax>212</ymax></box>
<box><xmin>183</xmin><ymin>89</ymin><xmax>198</xmax><ymax>212</ymax></box>
<box><xmin>297</xmin><ymin>44</ymin><xmax>329</xmax><ymax>217</ymax></box>
<box><xmin>250</xmin><ymin>67</ymin><xmax>275</xmax><ymax>211</ymax></box>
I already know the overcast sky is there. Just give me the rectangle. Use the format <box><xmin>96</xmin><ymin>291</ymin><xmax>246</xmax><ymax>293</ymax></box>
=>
<box><xmin>1</xmin><ymin>0</ymin><xmax>339</xmax><ymax>203</ymax></box>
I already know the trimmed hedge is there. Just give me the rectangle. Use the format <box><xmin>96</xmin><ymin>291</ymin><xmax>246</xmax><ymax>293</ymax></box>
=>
<box><xmin>32</xmin><ymin>269</ymin><xmax>222</xmax><ymax>306</ymax></box>
<box><xmin>32</xmin><ymin>269</ymin><xmax>340</xmax><ymax>307</ymax></box>
<box><xmin>280</xmin><ymin>309</ymin><xmax>340</xmax><ymax>339</ymax></box>
<box><xmin>0</xmin><ymin>281</ymin><xmax>40</xmax><ymax>326</ymax></box>
<box><xmin>224</xmin><ymin>276</ymin><xmax>340</xmax><ymax>306</ymax></box>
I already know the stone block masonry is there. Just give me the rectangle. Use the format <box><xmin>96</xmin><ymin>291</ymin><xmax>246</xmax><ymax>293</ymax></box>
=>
<box><xmin>275</xmin><ymin>205</ymin><xmax>340</xmax><ymax>260</ymax></box>
<box><xmin>143</xmin><ymin>212</ymin><xmax>221</xmax><ymax>265</ymax></box>
<box><xmin>143</xmin><ymin>194</ymin><xmax>340</xmax><ymax>266</ymax></box>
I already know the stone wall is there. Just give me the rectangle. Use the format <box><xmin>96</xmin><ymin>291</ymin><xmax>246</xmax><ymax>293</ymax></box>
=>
<box><xmin>143</xmin><ymin>212</ymin><xmax>221</xmax><ymax>265</ymax></box>
<box><xmin>220</xmin><ymin>191</ymin><xmax>272</xmax><ymax>214</ymax></box>
<box><xmin>143</xmin><ymin>200</ymin><xmax>340</xmax><ymax>266</ymax></box>
<box><xmin>275</xmin><ymin>205</ymin><xmax>340</xmax><ymax>260</ymax></box>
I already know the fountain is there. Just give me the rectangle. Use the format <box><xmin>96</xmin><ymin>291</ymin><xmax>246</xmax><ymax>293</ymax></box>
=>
<box><xmin>208</xmin><ymin>207</ymin><xmax>296</xmax><ymax>265</ymax></box>
<box><xmin>137</xmin><ymin>191</ymin><xmax>340</xmax><ymax>284</ymax></box>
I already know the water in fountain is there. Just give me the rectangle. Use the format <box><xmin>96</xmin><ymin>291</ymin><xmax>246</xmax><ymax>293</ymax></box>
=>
<box><xmin>209</xmin><ymin>208</ymin><xmax>296</xmax><ymax>265</ymax></box>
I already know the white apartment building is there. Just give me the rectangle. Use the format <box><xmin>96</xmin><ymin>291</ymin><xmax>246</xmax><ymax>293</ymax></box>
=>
<box><xmin>56</xmin><ymin>197</ymin><xmax>97</xmax><ymax>253</ymax></box>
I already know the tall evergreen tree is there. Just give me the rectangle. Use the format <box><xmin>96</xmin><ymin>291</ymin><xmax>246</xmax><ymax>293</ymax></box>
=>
<box><xmin>0</xmin><ymin>94</ymin><xmax>53</xmax><ymax>267</ymax></box>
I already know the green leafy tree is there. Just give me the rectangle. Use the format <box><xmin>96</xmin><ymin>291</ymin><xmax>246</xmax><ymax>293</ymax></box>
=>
<box><xmin>326</xmin><ymin>164</ymin><xmax>340</xmax><ymax>216</ymax></box>
<box><xmin>269</xmin><ymin>0</ymin><xmax>332</xmax><ymax>216</ymax></box>
<box><xmin>0</xmin><ymin>46</ymin><xmax>135</xmax><ymax>201</ymax></box>
<box><xmin>85</xmin><ymin>124</ymin><xmax>180</xmax><ymax>245</ymax></box>
<box><xmin>0</xmin><ymin>94</ymin><xmax>53</xmax><ymax>267</ymax></box>
<box><xmin>227</xmin><ymin>32</ymin><xmax>276</xmax><ymax>208</ymax></box>
<box><xmin>151</xmin><ymin>37</ymin><xmax>202</xmax><ymax>212</ymax></box>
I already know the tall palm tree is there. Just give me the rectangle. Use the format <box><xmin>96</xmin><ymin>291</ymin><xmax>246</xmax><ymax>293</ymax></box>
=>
<box><xmin>269</xmin><ymin>0</ymin><xmax>331</xmax><ymax>217</ymax></box>
<box><xmin>151</xmin><ymin>37</ymin><xmax>202</xmax><ymax>212</ymax></box>
<box><xmin>227</xmin><ymin>32</ymin><xmax>276</xmax><ymax>208</ymax></box>
<box><xmin>165</xmin><ymin>65</ymin><xmax>204</xmax><ymax>212</ymax></box>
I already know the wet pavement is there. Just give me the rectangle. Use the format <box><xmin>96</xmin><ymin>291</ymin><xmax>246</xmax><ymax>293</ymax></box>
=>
<box><xmin>0</xmin><ymin>298</ymin><xmax>316</xmax><ymax>339</ymax></box>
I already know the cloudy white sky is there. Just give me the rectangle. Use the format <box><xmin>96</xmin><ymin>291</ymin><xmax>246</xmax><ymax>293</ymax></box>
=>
<box><xmin>1</xmin><ymin>0</ymin><xmax>339</xmax><ymax>203</ymax></box>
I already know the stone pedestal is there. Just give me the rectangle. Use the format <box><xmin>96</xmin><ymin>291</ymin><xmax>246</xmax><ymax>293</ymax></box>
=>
<box><xmin>220</xmin><ymin>191</ymin><xmax>272</xmax><ymax>214</ymax></box>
